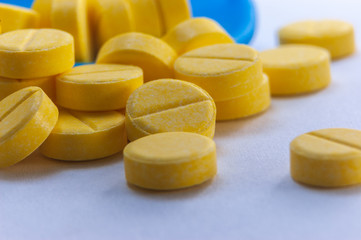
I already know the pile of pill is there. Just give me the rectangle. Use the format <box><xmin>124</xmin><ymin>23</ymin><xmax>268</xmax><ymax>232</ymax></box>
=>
<box><xmin>0</xmin><ymin>0</ymin><xmax>358</xmax><ymax>190</ymax></box>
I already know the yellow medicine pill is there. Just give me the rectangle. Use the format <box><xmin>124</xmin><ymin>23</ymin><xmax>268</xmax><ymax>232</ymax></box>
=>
<box><xmin>156</xmin><ymin>0</ymin><xmax>191</xmax><ymax>32</ymax></box>
<box><xmin>125</xmin><ymin>79</ymin><xmax>216</xmax><ymax>141</ymax></box>
<box><xmin>95</xmin><ymin>0</ymin><xmax>134</xmax><ymax>49</ymax></box>
<box><xmin>56</xmin><ymin>64</ymin><xmax>143</xmax><ymax>111</ymax></box>
<box><xmin>41</xmin><ymin>109</ymin><xmax>127</xmax><ymax>161</ymax></box>
<box><xmin>0</xmin><ymin>3</ymin><xmax>39</xmax><ymax>33</ymax></box>
<box><xmin>0</xmin><ymin>87</ymin><xmax>58</xmax><ymax>168</ymax></box>
<box><xmin>261</xmin><ymin>45</ymin><xmax>331</xmax><ymax>95</ymax></box>
<box><xmin>174</xmin><ymin>43</ymin><xmax>263</xmax><ymax>102</ymax></box>
<box><xmin>0</xmin><ymin>75</ymin><xmax>55</xmax><ymax>101</ymax></box>
<box><xmin>32</xmin><ymin>0</ymin><xmax>52</xmax><ymax>28</ymax></box>
<box><xmin>216</xmin><ymin>74</ymin><xmax>271</xmax><ymax>121</ymax></box>
<box><xmin>291</xmin><ymin>128</ymin><xmax>361</xmax><ymax>187</ymax></box>
<box><xmin>128</xmin><ymin>0</ymin><xmax>163</xmax><ymax>37</ymax></box>
<box><xmin>52</xmin><ymin>0</ymin><xmax>94</xmax><ymax>62</ymax></box>
<box><xmin>97</xmin><ymin>32</ymin><xmax>177</xmax><ymax>82</ymax></box>
<box><xmin>124</xmin><ymin>132</ymin><xmax>217</xmax><ymax>190</ymax></box>
<box><xmin>163</xmin><ymin>17</ymin><xmax>234</xmax><ymax>55</ymax></box>
<box><xmin>279</xmin><ymin>20</ymin><xmax>356</xmax><ymax>59</ymax></box>
<box><xmin>0</xmin><ymin>29</ymin><xmax>75</xmax><ymax>79</ymax></box>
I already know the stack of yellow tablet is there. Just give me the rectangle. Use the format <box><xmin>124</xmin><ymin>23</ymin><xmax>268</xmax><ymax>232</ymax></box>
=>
<box><xmin>0</xmin><ymin>29</ymin><xmax>74</xmax><ymax>101</ymax></box>
<box><xmin>29</xmin><ymin>0</ymin><xmax>234</xmax><ymax>63</ymax></box>
<box><xmin>174</xmin><ymin>44</ymin><xmax>271</xmax><ymax>121</ymax></box>
<box><xmin>0</xmin><ymin>0</ymin><xmax>359</xmax><ymax>191</ymax></box>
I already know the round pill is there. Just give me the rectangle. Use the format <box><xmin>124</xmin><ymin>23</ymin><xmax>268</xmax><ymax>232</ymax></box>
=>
<box><xmin>52</xmin><ymin>0</ymin><xmax>94</xmax><ymax>62</ymax></box>
<box><xmin>162</xmin><ymin>17</ymin><xmax>234</xmax><ymax>55</ymax></box>
<box><xmin>125</xmin><ymin>79</ymin><xmax>216</xmax><ymax>141</ymax></box>
<box><xmin>174</xmin><ymin>43</ymin><xmax>263</xmax><ymax>102</ymax></box>
<box><xmin>56</xmin><ymin>64</ymin><xmax>143</xmax><ymax>111</ymax></box>
<box><xmin>124</xmin><ymin>132</ymin><xmax>217</xmax><ymax>190</ymax></box>
<box><xmin>0</xmin><ymin>29</ymin><xmax>75</xmax><ymax>79</ymax></box>
<box><xmin>291</xmin><ymin>128</ymin><xmax>361</xmax><ymax>187</ymax></box>
<box><xmin>32</xmin><ymin>0</ymin><xmax>52</xmax><ymax>27</ymax></box>
<box><xmin>156</xmin><ymin>0</ymin><xmax>191</xmax><ymax>32</ymax></box>
<box><xmin>0</xmin><ymin>3</ymin><xmax>39</xmax><ymax>33</ymax></box>
<box><xmin>96</xmin><ymin>0</ymin><xmax>134</xmax><ymax>49</ymax></box>
<box><xmin>40</xmin><ymin>109</ymin><xmax>127</xmax><ymax>161</ymax></box>
<box><xmin>96</xmin><ymin>32</ymin><xmax>177</xmax><ymax>82</ymax></box>
<box><xmin>216</xmin><ymin>74</ymin><xmax>271</xmax><ymax>121</ymax></box>
<box><xmin>128</xmin><ymin>0</ymin><xmax>163</xmax><ymax>37</ymax></box>
<box><xmin>0</xmin><ymin>87</ymin><xmax>58</xmax><ymax>168</ymax></box>
<box><xmin>260</xmin><ymin>45</ymin><xmax>331</xmax><ymax>95</ymax></box>
<box><xmin>279</xmin><ymin>20</ymin><xmax>356</xmax><ymax>59</ymax></box>
<box><xmin>0</xmin><ymin>75</ymin><xmax>55</xmax><ymax>101</ymax></box>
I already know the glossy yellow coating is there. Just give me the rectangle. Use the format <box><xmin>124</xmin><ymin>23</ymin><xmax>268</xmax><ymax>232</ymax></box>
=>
<box><xmin>0</xmin><ymin>87</ymin><xmax>58</xmax><ymax>168</ymax></box>
<box><xmin>41</xmin><ymin>109</ymin><xmax>127</xmax><ymax>161</ymax></box>
<box><xmin>156</xmin><ymin>0</ymin><xmax>191</xmax><ymax>32</ymax></box>
<box><xmin>97</xmin><ymin>32</ymin><xmax>177</xmax><ymax>82</ymax></box>
<box><xmin>52</xmin><ymin>0</ymin><xmax>94</xmax><ymax>62</ymax></box>
<box><xmin>279</xmin><ymin>20</ymin><xmax>356</xmax><ymax>59</ymax></box>
<box><xmin>174</xmin><ymin>43</ymin><xmax>263</xmax><ymax>101</ymax></box>
<box><xmin>56</xmin><ymin>64</ymin><xmax>143</xmax><ymax>111</ymax></box>
<box><xmin>96</xmin><ymin>0</ymin><xmax>134</xmax><ymax>49</ymax></box>
<box><xmin>0</xmin><ymin>3</ymin><xmax>39</xmax><ymax>33</ymax></box>
<box><xmin>0</xmin><ymin>29</ymin><xmax>75</xmax><ymax>79</ymax></box>
<box><xmin>125</xmin><ymin>79</ymin><xmax>216</xmax><ymax>141</ymax></box>
<box><xmin>261</xmin><ymin>45</ymin><xmax>331</xmax><ymax>95</ymax></box>
<box><xmin>31</xmin><ymin>0</ymin><xmax>52</xmax><ymax>27</ymax></box>
<box><xmin>163</xmin><ymin>18</ymin><xmax>234</xmax><ymax>55</ymax></box>
<box><xmin>128</xmin><ymin>0</ymin><xmax>163</xmax><ymax>37</ymax></box>
<box><xmin>124</xmin><ymin>132</ymin><xmax>217</xmax><ymax>190</ymax></box>
<box><xmin>0</xmin><ymin>75</ymin><xmax>55</xmax><ymax>101</ymax></box>
<box><xmin>291</xmin><ymin>128</ymin><xmax>361</xmax><ymax>187</ymax></box>
<box><xmin>216</xmin><ymin>74</ymin><xmax>271</xmax><ymax>121</ymax></box>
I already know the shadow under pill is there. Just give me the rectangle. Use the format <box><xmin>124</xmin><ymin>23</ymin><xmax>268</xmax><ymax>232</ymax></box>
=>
<box><xmin>215</xmin><ymin>106</ymin><xmax>275</xmax><ymax>138</ymax></box>
<box><xmin>0</xmin><ymin>150</ymin><xmax>123</xmax><ymax>182</ymax></box>
<box><xmin>275</xmin><ymin>175</ymin><xmax>361</xmax><ymax>198</ymax></box>
<box><xmin>123</xmin><ymin>178</ymin><xmax>216</xmax><ymax>200</ymax></box>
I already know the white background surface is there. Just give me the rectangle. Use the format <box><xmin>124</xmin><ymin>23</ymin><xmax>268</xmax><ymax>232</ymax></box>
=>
<box><xmin>2</xmin><ymin>0</ymin><xmax>361</xmax><ymax>239</ymax></box>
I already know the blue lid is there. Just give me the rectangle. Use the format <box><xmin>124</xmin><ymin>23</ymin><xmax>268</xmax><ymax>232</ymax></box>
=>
<box><xmin>190</xmin><ymin>0</ymin><xmax>256</xmax><ymax>44</ymax></box>
<box><xmin>2</xmin><ymin>0</ymin><xmax>33</xmax><ymax>8</ymax></box>
<box><xmin>3</xmin><ymin>0</ymin><xmax>256</xmax><ymax>44</ymax></box>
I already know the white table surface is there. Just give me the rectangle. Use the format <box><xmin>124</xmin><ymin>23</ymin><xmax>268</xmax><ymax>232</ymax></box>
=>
<box><xmin>2</xmin><ymin>0</ymin><xmax>361</xmax><ymax>239</ymax></box>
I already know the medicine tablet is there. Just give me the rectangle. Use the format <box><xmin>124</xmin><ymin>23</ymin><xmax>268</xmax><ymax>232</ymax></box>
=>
<box><xmin>41</xmin><ymin>109</ymin><xmax>127</xmax><ymax>161</ymax></box>
<box><xmin>0</xmin><ymin>87</ymin><xmax>58</xmax><ymax>168</ymax></box>
<box><xmin>174</xmin><ymin>43</ymin><xmax>263</xmax><ymax>101</ymax></box>
<box><xmin>128</xmin><ymin>0</ymin><xmax>163</xmax><ymax>37</ymax></box>
<box><xmin>32</xmin><ymin>0</ymin><xmax>52</xmax><ymax>27</ymax></box>
<box><xmin>52</xmin><ymin>0</ymin><xmax>94</xmax><ymax>62</ymax></box>
<box><xmin>97</xmin><ymin>32</ymin><xmax>177</xmax><ymax>82</ymax></box>
<box><xmin>125</xmin><ymin>79</ymin><xmax>216</xmax><ymax>141</ymax></box>
<box><xmin>0</xmin><ymin>3</ymin><xmax>39</xmax><ymax>33</ymax></box>
<box><xmin>0</xmin><ymin>29</ymin><xmax>75</xmax><ymax>79</ymax></box>
<box><xmin>279</xmin><ymin>20</ymin><xmax>356</xmax><ymax>59</ymax></box>
<box><xmin>216</xmin><ymin>74</ymin><xmax>270</xmax><ymax>121</ymax></box>
<box><xmin>291</xmin><ymin>128</ymin><xmax>361</xmax><ymax>187</ymax></box>
<box><xmin>163</xmin><ymin>18</ymin><xmax>234</xmax><ymax>55</ymax></box>
<box><xmin>0</xmin><ymin>75</ymin><xmax>55</xmax><ymax>101</ymax></box>
<box><xmin>261</xmin><ymin>45</ymin><xmax>331</xmax><ymax>95</ymax></box>
<box><xmin>96</xmin><ymin>0</ymin><xmax>134</xmax><ymax>49</ymax></box>
<box><xmin>124</xmin><ymin>132</ymin><xmax>217</xmax><ymax>190</ymax></box>
<box><xmin>56</xmin><ymin>64</ymin><xmax>143</xmax><ymax>111</ymax></box>
<box><xmin>156</xmin><ymin>0</ymin><xmax>191</xmax><ymax>32</ymax></box>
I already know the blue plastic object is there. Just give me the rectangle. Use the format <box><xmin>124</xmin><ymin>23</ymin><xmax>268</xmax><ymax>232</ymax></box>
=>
<box><xmin>2</xmin><ymin>0</ymin><xmax>33</xmax><ymax>8</ymax></box>
<box><xmin>3</xmin><ymin>0</ymin><xmax>256</xmax><ymax>44</ymax></box>
<box><xmin>190</xmin><ymin>0</ymin><xmax>256</xmax><ymax>44</ymax></box>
